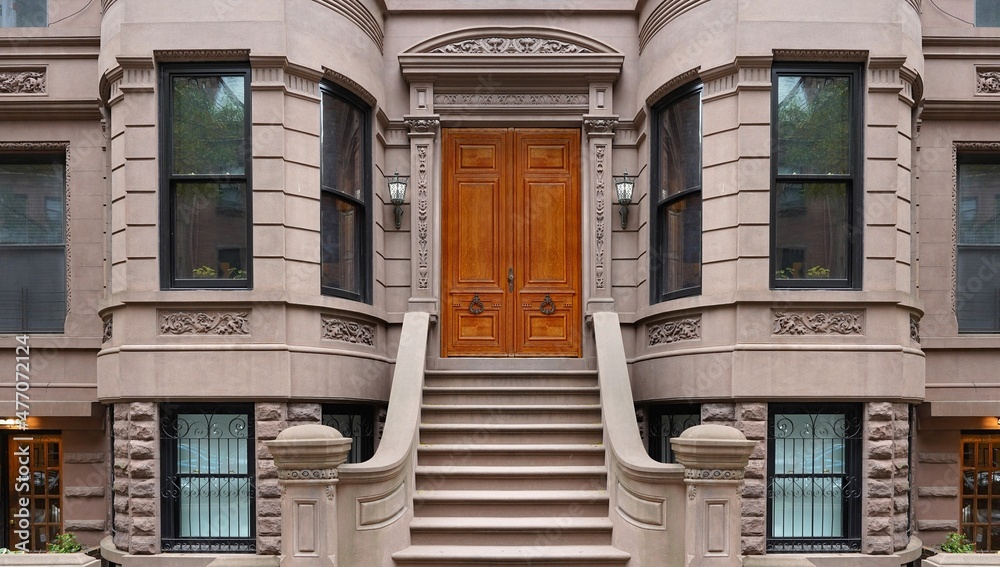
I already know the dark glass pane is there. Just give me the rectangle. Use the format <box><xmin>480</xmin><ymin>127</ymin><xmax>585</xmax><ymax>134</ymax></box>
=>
<box><xmin>959</xmin><ymin>248</ymin><xmax>1000</xmax><ymax>332</ymax></box>
<box><xmin>322</xmin><ymin>405</ymin><xmax>376</xmax><ymax>463</ymax></box>
<box><xmin>321</xmin><ymin>192</ymin><xmax>361</xmax><ymax>294</ymax></box>
<box><xmin>966</xmin><ymin>442</ymin><xmax>976</xmax><ymax>467</ymax></box>
<box><xmin>773</xmin><ymin>183</ymin><xmax>849</xmax><ymax>281</ymax></box>
<box><xmin>322</xmin><ymin>91</ymin><xmax>364</xmax><ymax>200</ymax></box>
<box><xmin>172</xmin><ymin>182</ymin><xmax>248</xmax><ymax>282</ymax></box>
<box><xmin>172</xmin><ymin>75</ymin><xmax>246</xmax><ymax>176</ymax></box>
<box><xmin>958</xmin><ymin>161</ymin><xmax>1000</xmax><ymax>245</ymax></box>
<box><xmin>659</xmin><ymin>196</ymin><xmax>701</xmax><ymax>294</ymax></box>
<box><xmin>0</xmin><ymin>158</ymin><xmax>65</xmax><ymax>332</ymax></box>
<box><xmin>0</xmin><ymin>161</ymin><xmax>64</xmax><ymax>245</ymax></box>
<box><xmin>2</xmin><ymin>0</ymin><xmax>46</xmax><ymax>27</ymax></box>
<box><xmin>979</xmin><ymin>0</ymin><xmax>1000</xmax><ymax>26</ymax></box>
<box><xmin>776</xmin><ymin>75</ymin><xmax>850</xmax><ymax>176</ymax></box>
<box><xmin>967</xmin><ymin>471</ymin><xmax>977</xmax><ymax>495</ymax></box>
<box><xmin>981</xmin><ymin>473</ymin><xmax>992</xmax><ymax>495</ymax></box>
<box><xmin>657</xmin><ymin>91</ymin><xmax>700</xmax><ymax>201</ymax></box>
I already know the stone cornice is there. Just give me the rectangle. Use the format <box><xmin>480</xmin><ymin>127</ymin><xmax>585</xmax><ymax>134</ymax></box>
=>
<box><xmin>154</xmin><ymin>49</ymin><xmax>250</xmax><ymax>62</ymax></box>
<box><xmin>0</xmin><ymin>99</ymin><xmax>101</xmax><ymax>120</ymax></box>
<box><xmin>772</xmin><ymin>49</ymin><xmax>869</xmax><ymax>61</ymax></box>
<box><xmin>645</xmin><ymin>67</ymin><xmax>700</xmax><ymax>106</ymax></box>
<box><xmin>922</xmin><ymin>99</ymin><xmax>1000</xmax><ymax>120</ymax></box>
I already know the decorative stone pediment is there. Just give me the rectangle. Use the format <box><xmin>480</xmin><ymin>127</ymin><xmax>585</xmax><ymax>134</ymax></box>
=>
<box><xmin>399</xmin><ymin>26</ymin><xmax>623</xmax><ymax>86</ymax></box>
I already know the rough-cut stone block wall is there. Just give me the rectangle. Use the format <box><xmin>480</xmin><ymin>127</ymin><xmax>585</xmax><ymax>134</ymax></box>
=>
<box><xmin>255</xmin><ymin>403</ymin><xmax>323</xmax><ymax>555</ymax></box>
<box><xmin>864</xmin><ymin>402</ymin><xmax>911</xmax><ymax>554</ymax></box>
<box><xmin>112</xmin><ymin>402</ymin><xmax>158</xmax><ymax>555</ymax></box>
<box><xmin>737</xmin><ymin>403</ymin><xmax>767</xmax><ymax>555</ymax></box>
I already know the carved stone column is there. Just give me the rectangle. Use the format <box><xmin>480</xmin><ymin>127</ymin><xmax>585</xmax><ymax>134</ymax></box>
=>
<box><xmin>584</xmin><ymin>117</ymin><xmax>618</xmax><ymax>313</ymax></box>
<box><xmin>267</xmin><ymin>424</ymin><xmax>352</xmax><ymax>567</ymax></box>
<box><xmin>671</xmin><ymin>425</ymin><xmax>756</xmax><ymax>567</ymax></box>
<box><xmin>405</xmin><ymin>116</ymin><xmax>441</xmax><ymax>314</ymax></box>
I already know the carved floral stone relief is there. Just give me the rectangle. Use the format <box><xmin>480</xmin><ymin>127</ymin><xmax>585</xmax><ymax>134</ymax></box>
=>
<box><xmin>648</xmin><ymin>317</ymin><xmax>702</xmax><ymax>346</ymax></box>
<box><xmin>159</xmin><ymin>311</ymin><xmax>250</xmax><ymax>335</ymax></box>
<box><xmin>978</xmin><ymin>71</ymin><xmax>1000</xmax><ymax>94</ymax></box>
<box><xmin>321</xmin><ymin>317</ymin><xmax>376</xmax><ymax>347</ymax></box>
<box><xmin>0</xmin><ymin>71</ymin><xmax>44</xmax><ymax>94</ymax></box>
<box><xmin>429</xmin><ymin>37</ymin><xmax>593</xmax><ymax>54</ymax></box>
<box><xmin>772</xmin><ymin>311</ymin><xmax>864</xmax><ymax>336</ymax></box>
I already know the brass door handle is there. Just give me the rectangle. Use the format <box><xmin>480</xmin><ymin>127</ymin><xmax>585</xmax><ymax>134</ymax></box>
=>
<box><xmin>508</xmin><ymin>268</ymin><xmax>514</xmax><ymax>292</ymax></box>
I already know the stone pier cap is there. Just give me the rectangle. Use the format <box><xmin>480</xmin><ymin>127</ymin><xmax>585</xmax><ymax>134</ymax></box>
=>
<box><xmin>267</xmin><ymin>424</ymin><xmax>353</xmax><ymax>473</ymax></box>
<box><xmin>670</xmin><ymin>424</ymin><xmax>756</xmax><ymax>474</ymax></box>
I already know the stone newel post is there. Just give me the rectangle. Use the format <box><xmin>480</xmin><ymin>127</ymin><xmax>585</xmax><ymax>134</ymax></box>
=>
<box><xmin>267</xmin><ymin>424</ymin><xmax>353</xmax><ymax>567</ymax></box>
<box><xmin>671</xmin><ymin>425</ymin><xmax>757</xmax><ymax>567</ymax></box>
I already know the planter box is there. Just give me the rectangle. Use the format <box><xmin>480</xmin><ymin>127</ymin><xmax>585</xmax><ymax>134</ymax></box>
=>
<box><xmin>924</xmin><ymin>553</ymin><xmax>1000</xmax><ymax>566</ymax></box>
<box><xmin>0</xmin><ymin>554</ymin><xmax>98</xmax><ymax>567</ymax></box>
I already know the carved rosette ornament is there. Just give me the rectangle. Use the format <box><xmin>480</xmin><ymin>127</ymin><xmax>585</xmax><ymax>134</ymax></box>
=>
<box><xmin>648</xmin><ymin>317</ymin><xmax>702</xmax><ymax>346</ymax></box>
<box><xmin>684</xmin><ymin>468</ymin><xmax>746</xmax><ymax>481</ymax></box>
<box><xmin>978</xmin><ymin>71</ymin><xmax>1000</xmax><ymax>94</ymax></box>
<box><xmin>321</xmin><ymin>317</ymin><xmax>375</xmax><ymax>346</ymax></box>
<box><xmin>159</xmin><ymin>311</ymin><xmax>250</xmax><ymax>335</ymax></box>
<box><xmin>0</xmin><ymin>71</ymin><xmax>45</xmax><ymax>94</ymax></box>
<box><xmin>278</xmin><ymin>468</ymin><xmax>339</xmax><ymax>481</ymax></box>
<box><xmin>429</xmin><ymin>37</ymin><xmax>593</xmax><ymax>54</ymax></box>
<box><xmin>772</xmin><ymin>311</ymin><xmax>864</xmax><ymax>336</ymax></box>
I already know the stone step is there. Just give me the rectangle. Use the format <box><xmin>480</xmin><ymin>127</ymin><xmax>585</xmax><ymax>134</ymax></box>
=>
<box><xmin>417</xmin><ymin>443</ymin><xmax>606</xmax><ymax>467</ymax></box>
<box><xmin>420</xmin><ymin>404</ymin><xmax>602</xmax><ymax>424</ymax></box>
<box><xmin>415</xmin><ymin>465</ymin><xmax>607</xmax><ymax>491</ymax></box>
<box><xmin>392</xmin><ymin>544</ymin><xmax>629</xmax><ymax>566</ymax></box>
<box><xmin>408</xmin><ymin>516</ymin><xmax>614</xmax><ymax>546</ymax></box>
<box><xmin>419</xmin><ymin>423</ymin><xmax>604</xmax><ymax>445</ymax></box>
<box><xmin>424</xmin><ymin>371</ymin><xmax>597</xmax><ymax>389</ymax></box>
<box><xmin>412</xmin><ymin>489</ymin><xmax>609</xmax><ymax>518</ymax></box>
<box><xmin>422</xmin><ymin>386</ymin><xmax>600</xmax><ymax>406</ymax></box>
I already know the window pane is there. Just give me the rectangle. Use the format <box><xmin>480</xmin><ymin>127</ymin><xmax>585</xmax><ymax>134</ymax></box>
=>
<box><xmin>776</xmin><ymin>75</ymin><xmax>850</xmax><ymax>176</ymax></box>
<box><xmin>0</xmin><ymin>0</ymin><xmax>46</xmax><ymax>27</ymax></box>
<box><xmin>657</xmin><ymin>91</ymin><xmax>700</xmax><ymax>201</ymax></box>
<box><xmin>322</xmin><ymin>91</ymin><xmax>364</xmax><ymax>200</ymax></box>
<box><xmin>659</xmin><ymin>196</ymin><xmax>701</xmax><ymax>294</ymax></box>
<box><xmin>321</xmin><ymin>192</ymin><xmax>361</xmax><ymax>294</ymax></box>
<box><xmin>959</xmin><ymin>162</ymin><xmax>1000</xmax><ymax>245</ymax></box>
<box><xmin>0</xmin><ymin>158</ymin><xmax>65</xmax><ymax>332</ymax></box>
<box><xmin>172</xmin><ymin>75</ymin><xmax>246</xmax><ymax>176</ymax></box>
<box><xmin>773</xmin><ymin>183</ymin><xmax>849</xmax><ymax>280</ymax></box>
<box><xmin>172</xmin><ymin>182</ymin><xmax>247</xmax><ymax>281</ymax></box>
<box><xmin>979</xmin><ymin>0</ymin><xmax>1000</xmax><ymax>26</ymax></box>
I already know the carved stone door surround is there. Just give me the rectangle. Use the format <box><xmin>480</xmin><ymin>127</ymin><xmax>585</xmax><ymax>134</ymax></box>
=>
<box><xmin>397</xmin><ymin>27</ymin><xmax>625</xmax><ymax>316</ymax></box>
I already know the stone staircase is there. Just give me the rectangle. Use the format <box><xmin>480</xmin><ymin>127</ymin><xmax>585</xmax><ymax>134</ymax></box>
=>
<box><xmin>391</xmin><ymin>363</ymin><xmax>630</xmax><ymax>567</ymax></box>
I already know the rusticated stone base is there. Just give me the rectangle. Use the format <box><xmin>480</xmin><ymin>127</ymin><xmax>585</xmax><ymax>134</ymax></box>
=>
<box><xmin>112</xmin><ymin>402</ymin><xmax>159</xmax><ymax>555</ymax></box>
<box><xmin>736</xmin><ymin>402</ymin><xmax>767</xmax><ymax>555</ymax></box>
<box><xmin>864</xmin><ymin>402</ymin><xmax>911</xmax><ymax>554</ymax></box>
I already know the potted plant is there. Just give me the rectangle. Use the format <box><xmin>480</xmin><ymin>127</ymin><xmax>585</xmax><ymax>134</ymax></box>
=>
<box><xmin>192</xmin><ymin>265</ymin><xmax>217</xmax><ymax>278</ymax></box>
<box><xmin>0</xmin><ymin>532</ymin><xmax>99</xmax><ymax>566</ymax></box>
<box><xmin>923</xmin><ymin>532</ymin><xmax>1000</xmax><ymax>566</ymax></box>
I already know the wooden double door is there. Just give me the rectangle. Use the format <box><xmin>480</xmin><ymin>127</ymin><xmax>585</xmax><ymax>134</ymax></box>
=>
<box><xmin>442</xmin><ymin>128</ymin><xmax>582</xmax><ymax>357</ymax></box>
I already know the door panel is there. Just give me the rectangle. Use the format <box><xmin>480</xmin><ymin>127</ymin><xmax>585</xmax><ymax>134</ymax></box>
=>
<box><xmin>442</xmin><ymin>128</ymin><xmax>580</xmax><ymax>357</ymax></box>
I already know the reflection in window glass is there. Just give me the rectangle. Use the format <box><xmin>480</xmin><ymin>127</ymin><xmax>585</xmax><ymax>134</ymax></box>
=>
<box><xmin>773</xmin><ymin>183</ymin><xmax>849</xmax><ymax>281</ymax></box>
<box><xmin>171</xmin><ymin>75</ymin><xmax>246</xmax><ymax>176</ymax></box>
<box><xmin>961</xmin><ymin>435</ymin><xmax>1000</xmax><ymax>551</ymax></box>
<box><xmin>0</xmin><ymin>0</ymin><xmax>45</xmax><ymax>27</ymax></box>
<box><xmin>776</xmin><ymin>75</ymin><xmax>849</xmax><ymax>176</ymax></box>
<box><xmin>172</xmin><ymin>183</ymin><xmax>247</xmax><ymax>282</ymax></box>
<box><xmin>0</xmin><ymin>155</ymin><xmax>65</xmax><ymax>332</ymax></box>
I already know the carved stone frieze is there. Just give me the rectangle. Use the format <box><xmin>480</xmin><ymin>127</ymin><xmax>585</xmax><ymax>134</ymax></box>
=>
<box><xmin>0</xmin><ymin>71</ymin><xmax>45</xmax><ymax>94</ymax></box>
<box><xmin>324</xmin><ymin>68</ymin><xmax>376</xmax><ymax>106</ymax></box>
<box><xmin>584</xmin><ymin>118</ymin><xmax>618</xmax><ymax>135</ymax></box>
<box><xmin>429</xmin><ymin>37</ymin><xmax>593</xmax><ymax>54</ymax></box>
<box><xmin>684</xmin><ymin>468</ymin><xmax>746</xmax><ymax>481</ymax></box>
<box><xmin>594</xmin><ymin>144</ymin><xmax>607</xmax><ymax>289</ymax></box>
<box><xmin>978</xmin><ymin>71</ymin><xmax>1000</xmax><ymax>94</ymax></box>
<box><xmin>278</xmin><ymin>468</ymin><xmax>338</xmax><ymax>481</ymax></box>
<box><xmin>102</xmin><ymin>316</ymin><xmax>112</xmax><ymax>344</ymax></box>
<box><xmin>159</xmin><ymin>311</ymin><xmax>250</xmax><ymax>335</ymax></box>
<box><xmin>910</xmin><ymin>317</ymin><xmax>920</xmax><ymax>343</ymax></box>
<box><xmin>645</xmin><ymin>67</ymin><xmax>701</xmax><ymax>106</ymax></box>
<box><xmin>321</xmin><ymin>317</ymin><xmax>375</xmax><ymax>346</ymax></box>
<box><xmin>772</xmin><ymin>49</ymin><xmax>869</xmax><ymax>61</ymax></box>
<box><xmin>648</xmin><ymin>317</ymin><xmax>702</xmax><ymax>346</ymax></box>
<box><xmin>772</xmin><ymin>311</ymin><xmax>864</xmax><ymax>336</ymax></box>
<box><xmin>434</xmin><ymin>93</ymin><xmax>588</xmax><ymax>107</ymax></box>
<box><xmin>154</xmin><ymin>49</ymin><xmax>250</xmax><ymax>61</ymax></box>
<box><xmin>405</xmin><ymin>118</ymin><xmax>440</xmax><ymax>134</ymax></box>
<box><xmin>416</xmin><ymin>144</ymin><xmax>430</xmax><ymax>289</ymax></box>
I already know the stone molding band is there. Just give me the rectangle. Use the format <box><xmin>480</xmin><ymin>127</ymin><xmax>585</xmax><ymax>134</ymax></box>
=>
<box><xmin>278</xmin><ymin>469</ymin><xmax>339</xmax><ymax>481</ymax></box>
<box><xmin>684</xmin><ymin>468</ymin><xmax>745</xmax><ymax>480</ymax></box>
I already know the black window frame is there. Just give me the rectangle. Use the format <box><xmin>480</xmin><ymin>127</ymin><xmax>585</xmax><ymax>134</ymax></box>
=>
<box><xmin>320</xmin><ymin>82</ymin><xmax>372</xmax><ymax>303</ymax></box>
<box><xmin>159</xmin><ymin>64</ymin><xmax>253</xmax><ymax>290</ymax></box>
<box><xmin>647</xmin><ymin>403</ymin><xmax>701</xmax><ymax>463</ymax></box>
<box><xmin>159</xmin><ymin>403</ymin><xmax>256</xmax><ymax>553</ymax></box>
<box><xmin>651</xmin><ymin>81</ymin><xmax>703</xmax><ymax>303</ymax></box>
<box><xmin>956</xmin><ymin>152</ymin><xmax>1000</xmax><ymax>333</ymax></box>
<box><xmin>766</xmin><ymin>403</ymin><xmax>863</xmax><ymax>553</ymax></box>
<box><xmin>769</xmin><ymin>64</ymin><xmax>863</xmax><ymax>290</ymax></box>
<box><xmin>0</xmin><ymin>152</ymin><xmax>66</xmax><ymax>333</ymax></box>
